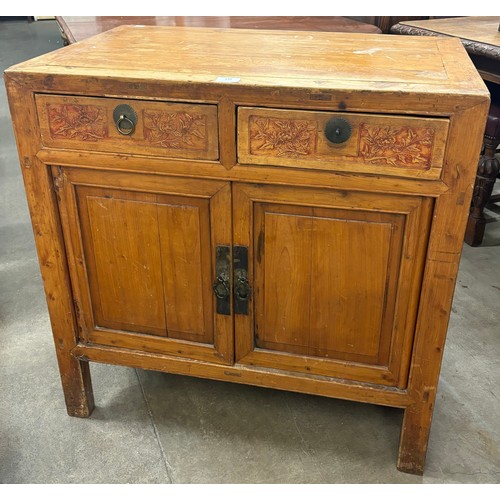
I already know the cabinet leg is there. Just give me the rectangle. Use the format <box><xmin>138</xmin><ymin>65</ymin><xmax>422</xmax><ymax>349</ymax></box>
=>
<box><xmin>397</xmin><ymin>403</ymin><xmax>433</xmax><ymax>475</ymax></box>
<box><xmin>464</xmin><ymin>138</ymin><xmax>500</xmax><ymax>246</ymax></box>
<box><xmin>56</xmin><ymin>353</ymin><xmax>95</xmax><ymax>418</ymax></box>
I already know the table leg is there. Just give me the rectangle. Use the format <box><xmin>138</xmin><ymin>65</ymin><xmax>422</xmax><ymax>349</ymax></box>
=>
<box><xmin>57</xmin><ymin>355</ymin><xmax>95</xmax><ymax>418</ymax></box>
<box><xmin>397</xmin><ymin>402</ymin><xmax>434</xmax><ymax>475</ymax></box>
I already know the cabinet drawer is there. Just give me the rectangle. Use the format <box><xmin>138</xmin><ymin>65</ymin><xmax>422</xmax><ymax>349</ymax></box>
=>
<box><xmin>36</xmin><ymin>95</ymin><xmax>219</xmax><ymax>161</ymax></box>
<box><xmin>237</xmin><ymin>107</ymin><xmax>449</xmax><ymax>179</ymax></box>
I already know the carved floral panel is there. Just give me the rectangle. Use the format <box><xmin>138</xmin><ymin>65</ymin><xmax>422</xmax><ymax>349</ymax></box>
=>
<box><xmin>249</xmin><ymin>116</ymin><xmax>318</xmax><ymax>158</ymax></box>
<box><xmin>47</xmin><ymin>104</ymin><xmax>108</xmax><ymax>141</ymax></box>
<box><xmin>359</xmin><ymin>124</ymin><xmax>435</xmax><ymax>169</ymax></box>
<box><xmin>143</xmin><ymin>110</ymin><xmax>207</xmax><ymax>150</ymax></box>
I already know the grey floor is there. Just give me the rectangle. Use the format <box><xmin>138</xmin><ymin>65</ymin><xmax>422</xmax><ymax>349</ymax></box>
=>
<box><xmin>0</xmin><ymin>19</ymin><xmax>499</xmax><ymax>484</ymax></box>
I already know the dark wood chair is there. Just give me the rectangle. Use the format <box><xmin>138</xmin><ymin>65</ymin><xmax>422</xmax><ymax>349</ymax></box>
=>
<box><xmin>465</xmin><ymin>81</ymin><xmax>500</xmax><ymax>246</ymax></box>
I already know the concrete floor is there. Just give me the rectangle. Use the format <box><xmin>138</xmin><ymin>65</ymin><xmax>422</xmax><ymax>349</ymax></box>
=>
<box><xmin>0</xmin><ymin>19</ymin><xmax>499</xmax><ymax>484</ymax></box>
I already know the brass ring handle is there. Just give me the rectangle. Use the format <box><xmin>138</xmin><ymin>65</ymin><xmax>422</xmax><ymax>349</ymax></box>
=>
<box><xmin>234</xmin><ymin>269</ymin><xmax>251</xmax><ymax>301</ymax></box>
<box><xmin>213</xmin><ymin>272</ymin><xmax>230</xmax><ymax>300</ymax></box>
<box><xmin>113</xmin><ymin>104</ymin><xmax>138</xmax><ymax>136</ymax></box>
<box><xmin>116</xmin><ymin>114</ymin><xmax>135</xmax><ymax>135</ymax></box>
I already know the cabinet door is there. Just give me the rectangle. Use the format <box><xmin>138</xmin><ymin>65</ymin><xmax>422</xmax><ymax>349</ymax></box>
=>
<box><xmin>233</xmin><ymin>183</ymin><xmax>433</xmax><ymax>387</ymax></box>
<box><xmin>53</xmin><ymin>167</ymin><xmax>232</xmax><ymax>364</ymax></box>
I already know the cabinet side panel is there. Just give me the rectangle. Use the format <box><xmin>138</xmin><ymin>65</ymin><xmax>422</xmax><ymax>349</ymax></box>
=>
<box><xmin>4</xmin><ymin>77</ymin><xmax>94</xmax><ymax>416</ymax></box>
<box><xmin>398</xmin><ymin>101</ymin><xmax>490</xmax><ymax>474</ymax></box>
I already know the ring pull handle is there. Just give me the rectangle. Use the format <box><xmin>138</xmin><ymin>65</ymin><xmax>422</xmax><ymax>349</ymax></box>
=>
<box><xmin>116</xmin><ymin>114</ymin><xmax>135</xmax><ymax>135</ymax></box>
<box><xmin>113</xmin><ymin>104</ymin><xmax>138</xmax><ymax>136</ymax></box>
<box><xmin>234</xmin><ymin>269</ymin><xmax>251</xmax><ymax>301</ymax></box>
<box><xmin>213</xmin><ymin>273</ymin><xmax>231</xmax><ymax>300</ymax></box>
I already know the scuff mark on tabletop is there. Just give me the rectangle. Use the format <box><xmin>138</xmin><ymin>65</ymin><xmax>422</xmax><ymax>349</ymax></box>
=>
<box><xmin>353</xmin><ymin>48</ymin><xmax>382</xmax><ymax>55</ymax></box>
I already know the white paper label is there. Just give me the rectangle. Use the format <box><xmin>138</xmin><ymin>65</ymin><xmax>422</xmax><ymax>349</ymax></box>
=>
<box><xmin>214</xmin><ymin>76</ymin><xmax>241</xmax><ymax>83</ymax></box>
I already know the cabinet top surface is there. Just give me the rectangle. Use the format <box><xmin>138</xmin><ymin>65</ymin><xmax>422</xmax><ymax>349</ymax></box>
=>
<box><xmin>6</xmin><ymin>25</ymin><xmax>487</xmax><ymax>97</ymax></box>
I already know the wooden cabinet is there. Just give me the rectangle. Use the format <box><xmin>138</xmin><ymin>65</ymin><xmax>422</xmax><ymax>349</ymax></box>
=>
<box><xmin>5</xmin><ymin>26</ymin><xmax>489</xmax><ymax>475</ymax></box>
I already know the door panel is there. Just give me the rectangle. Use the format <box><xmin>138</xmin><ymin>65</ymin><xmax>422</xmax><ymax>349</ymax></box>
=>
<box><xmin>83</xmin><ymin>191</ymin><xmax>167</xmax><ymax>336</ymax></box>
<box><xmin>309</xmin><ymin>216</ymin><xmax>392</xmax><ymax>360</ymax></box>
<box><xmin>260</xmin><ymin>210</ymin><xmax>312</xmax><ymax>352</ymax></box>
<box><xmin>234</xmin><ymin>183</ymin><xmax>432</xmax><ymax>387</ymax></box>
<box><xmin>54</xmin><ymin>166</ymin><xmax>232</xmax><ymax>364</ymax></box>
<box><xmin>157</xmin><ymin>198</ymin><xmax>213</xmax><ymax>343</ymax></box>
<box><xmin>255</xmin><ymin>204</ymin><xmax>402</xmax><ymax>365</ymax></box>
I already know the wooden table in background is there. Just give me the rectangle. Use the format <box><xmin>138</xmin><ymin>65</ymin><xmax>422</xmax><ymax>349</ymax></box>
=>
<box><xmin>391</xmin><ymin>17</ymin><xmax>500</xmax><ymax>84</ymax></box>
<box><xmin>56</xmin><ymin>16</ymin><xmax>381</xmax><ymax>44</ymax></box>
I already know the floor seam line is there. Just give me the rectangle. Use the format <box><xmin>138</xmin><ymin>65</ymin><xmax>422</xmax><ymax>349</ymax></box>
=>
<box><xmin>135</xmin><ymin>368</ymin><xmax>175</xmax><ymax>483</ymax></box>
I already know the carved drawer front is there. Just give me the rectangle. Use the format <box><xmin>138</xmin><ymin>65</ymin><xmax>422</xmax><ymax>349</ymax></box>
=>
<box><xmin>36</xmin><ymin>94</ymin><xmax>219</xmax><ymax>160</ymax></box>
<box><xmin>237</xmin><ymin>107</ymin><xmax>449</xmax><ymax>179</ymax></box>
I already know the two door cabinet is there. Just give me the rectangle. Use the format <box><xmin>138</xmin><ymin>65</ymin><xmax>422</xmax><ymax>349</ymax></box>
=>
<box><xmin>5</xmin><ymin>26</ymin><xmax>489</xmax><ymax>474</ymax></box>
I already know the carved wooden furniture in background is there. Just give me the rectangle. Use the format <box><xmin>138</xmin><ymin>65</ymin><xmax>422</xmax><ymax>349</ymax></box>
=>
<box><xmin>55</xmin><ymin>16</ymin><xmax>381</xmax><ymax>45</ymax></box>
<box><xmin>467</xmin><ymin>82</ymin><xmax>500</xmax><ymax>245</ymax></box>
<box><xmin>5</xmin><ymin>26</ymin><xmax>489</xmax><ymax>475</ymax></box>
<box><xmin>391</xmin><ymin>17</ymin><xmax>500</xmax><ymax>245</ymax></box>
<box><xmin>348</xmin><ymin>16</ymin><xmax>432</xmax><ymax>34</ymax></box>
<box><xmin>391</xmin><ymin>17</ymin><xmax>500</xmax><ymax>83</ymax></box>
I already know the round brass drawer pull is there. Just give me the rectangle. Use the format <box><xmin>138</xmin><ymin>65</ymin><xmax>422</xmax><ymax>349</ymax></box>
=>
<box><xmin>324</xmin><ymin>117</ymin><xmax>352</xmax><ymax>144</ymax></box>
<box><xmin>113</xmin><ymin>104</ymin><xmax>138</xmax><ymax>136</ymax></box>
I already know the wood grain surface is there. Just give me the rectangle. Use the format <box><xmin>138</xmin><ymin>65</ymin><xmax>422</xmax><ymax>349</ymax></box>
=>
<box><xmin>8</xmin><ymin>26</ymin><xmax>486</xmax><ymax>96</ymax></box>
